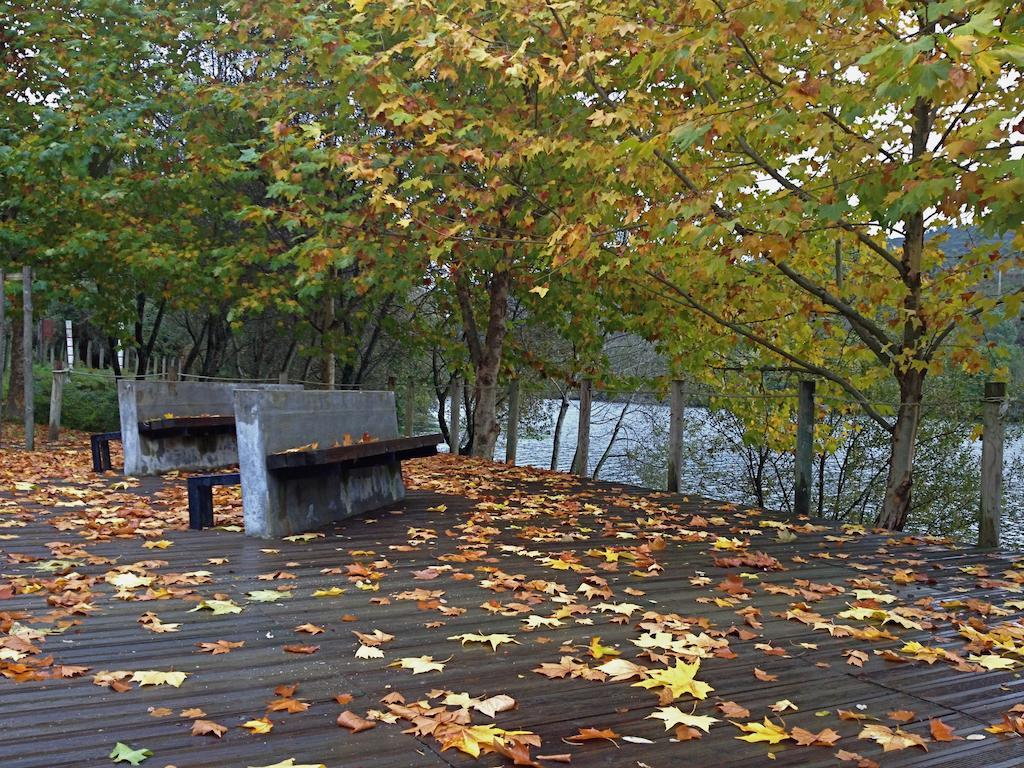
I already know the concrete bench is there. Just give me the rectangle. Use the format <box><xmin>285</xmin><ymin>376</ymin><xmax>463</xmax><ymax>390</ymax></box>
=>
<box><xmin>234</xmin><ymin>388</ymin><xmax>442</xmax><ymax>537</ymax></box>
<box><xmin>117</xmin><ymin>381</ymin><xmax>300</xmax><ymax>476</ymax></box>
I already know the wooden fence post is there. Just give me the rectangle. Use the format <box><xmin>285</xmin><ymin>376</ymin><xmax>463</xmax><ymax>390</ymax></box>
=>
<box><xmin>48</xmin><ymin>364</ymin><xmax>68</xmax><ymax>442</ymax></box>
<box><xmin>794</xmin><ymin>380</ymin><xmax>815</xmax><ymax>517</ymax></box>
<box><xmin>0</xmin><ymin>269</ymin><xmax>5</xmax><ymax>415</ymax></box>
<box><xmin>979</xmin><ymin>381</ymin><xmax>1006</xmax><ymax>549</ymax></box>
<box><xmin>0</xmin><ymin>269</ymin><xmax>5</xmax><ymax>443</ymax></box>
<box><xmin>572</xmin><ymin>378</ymin><xmax>592</xmax><ymax>477</ymax></box>
<box><xmin>386</xmin><ymin>375</ymin><xmax>396</xmax><ymax>392</ymax></box>
<box><xmin>505</xmin><ymin>377</ymin><xmax>520</xmax><ymax>465</ymax></box>
<box><xmin>404</xmin><ymin>380</ymin><xmax>415</xmax><ymax>437</ymax></box>
<box><xmin>449</xmin><ymin>377</ymin><xmax>462</xmax><ymax>455</ymax></box>
<box><xmin>22</xmin><ymin>266</ymin><xmax>33</xmax><ymax>450</ymax></box>
<box><xmin>667</xmin><ymin>379</ymin><xmax>686</xmax><ymax>492</ymax></box>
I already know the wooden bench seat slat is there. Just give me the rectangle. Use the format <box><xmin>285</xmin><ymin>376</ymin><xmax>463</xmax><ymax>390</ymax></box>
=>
<box><xmin>138</xmin><ymin>415</ymin><xmax>236</xmax><ymax>435</ymax></box>
<box><xmin>266</xmin><ymin>434</ymin><xmax>443</xmax><ymax>472</ymax></box>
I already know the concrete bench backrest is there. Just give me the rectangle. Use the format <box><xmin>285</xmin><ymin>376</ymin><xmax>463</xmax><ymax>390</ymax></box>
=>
<box><xmin>118</xmin><ymin>381</ymin><xmax>301</xmax><ymax>476</ymax></box>
<box><xmin>234</xmin><ymin>389</ymin><xmax>399</xmax><ymax>455</ymax></box>
<box><xmin>233</xmin><ymin>389</ymin><xmax>403</xmax><ymax>537</ymax></box>
<box><xmin>120</xmin><ymin>380</ymin><xmax>283</xmax><ymax>422</ymax></box>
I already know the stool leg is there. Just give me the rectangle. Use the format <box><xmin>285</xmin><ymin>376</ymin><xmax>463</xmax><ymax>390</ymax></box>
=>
<box><xmin>188</xmin><ymin>482</ymin><xmax>203</xmax><ymax>530</ymax></box>
<box><xmin>91</xmin><ymin>437</ymin><xmax>101</xmax><ymax>472</ymax></box>
<box><xmin>200</xmin><ymin>485</ymin><xmax>215</xmax><ymax>529</ymax></box>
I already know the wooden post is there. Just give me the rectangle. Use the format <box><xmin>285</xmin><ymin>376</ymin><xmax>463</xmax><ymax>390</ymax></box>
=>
<box><xmin>278</xmin><ymin>370</ymin><xmax>289</xmax><ymax>384</ymax></box>
<box><xmin>0</xmin><ymin>268</ymin><xmax>5</xmax><ymax>406</ymax></box>
<box><xmin>48</xmin><ymin>364</ymin><xmax>68</xmax><ymax>441</ymax></box>
<box><xmin>505</xmin><ymin>377</ymin><xmax>520</xmax><ymax>465</ymax></box>
<box><xmin>572</xmin><ymin>378</ymin><xmax>592</xmax><ymax>477</ymax></box>
<box><xmin>404</xmin><ymin>380</ymin><xmax>415</xmax><ymax>437</ymax></box>
<box><xmin>449</xmin><ymin>377</ymin><xmax>462</xmax><ymax>455</ymax></box>
<box><xmin>0</xmin><ymin>269</ymin><xmax>5</xmax><ymax>443</ymax></box>
<box><xmin>979</xmin><ymin>381</ymin><xmax>1006</xmax><ymax>549</ymax></box>
<box><xmin>667</xmin><ymin>379</ymin><xmax>686</xmax><ymax>492</ymax></box>
<box><xmin>85</xmin><ymin>339</ymin><xmax>92</xmax><ymax>369</ymax></box>
<box><xmin>22</xmin><ymin>266</ymin><xmax>33</xmax><ymax>450</ymax></box>
<box><xmin>794</xmin><ymin>380</ymin><xmax>815</xmax><ymax>517</ymax></box>
<box><xmin>386</xmin><ymin>375</ymin><xmax>396</xmax><ymax>391</ymax></box>
<box><xmin>98</xmin><ymin>344</ymin><xmax>105</xmax><ymax>370</ymax></box>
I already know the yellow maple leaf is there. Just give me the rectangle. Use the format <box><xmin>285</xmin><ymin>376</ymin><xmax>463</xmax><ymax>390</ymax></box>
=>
<box><xmin>733</xmin><ymin>717</ymin><xmax>791</xmax><ymax>744</ymax></box>
<box><xmin>242</xmin><ymin>718</ymin><xmax>274</xmax><ymax>734</ymax></box>
<box><xmin>131</xmin><ymin>670</ymin><xmax>188</xmax><ymax>687</ymax></box>
<box><xmin>391</xmin><ymin>656</ymin><xmax>446</xmax><ymax>674</ymax></box>
<box><xmin>587</xmin><ymin>636</ymin><xmax>620</xmax><ymax>659</ymax></box>
<box><xmin>647</xmin><ymin>707</ymin><xmax>719</xmax><ymax>732</ymax></box>
<box><xmin>632</xmin><ymin>658</ymin><xmax>714</xmax><ymax>701</ymax></box>
<box><xmin>449</xmin><ymin>632</ymin><xmax>520</xmax><ymax>651</ymax></box>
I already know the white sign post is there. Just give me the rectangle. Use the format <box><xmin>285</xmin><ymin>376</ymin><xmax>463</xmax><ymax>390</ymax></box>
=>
<box><xmin>64</xmin><ymin>320</ymin><xmax>75</xmax><ymax>369</ymax></box>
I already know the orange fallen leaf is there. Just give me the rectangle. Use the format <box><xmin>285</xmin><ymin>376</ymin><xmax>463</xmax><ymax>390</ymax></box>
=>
<box><xmin>929</xmin><ymin>718</ymin><xmax>958</xmax><ymax>742</ymax></box>
<box><xmin>337</xmin><ymin>710</ymin><xmax>376</xmax><ymax>733</ymax></box>
<box><xmin>283</xmin><ymin>644</ymin><xmax>319</xmax><ymax>654</ymax></box>
<box><xmin>717</xmin><ymin>701</ymin><xmax>750</xmax><ymax>719</ymax></box>
<box><xmin>191</xmin><ymin>719</ymin><xmax>228</xmax><ymax>738</ymax></box>
<box><xmin>565</xmin><ymin>727</ymin><xmax>620</xmax><ymax>743</ymax></box>
<box><xmin>790</xmin><ymin>726</ymin><xmax>840</xmax><ymax>746</ymax></box>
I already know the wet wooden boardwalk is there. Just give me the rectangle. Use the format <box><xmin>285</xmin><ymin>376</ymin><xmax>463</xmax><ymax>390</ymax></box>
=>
<box><xmin>1</xmin><ymin>434</ymin><xmax>1023</xmax><ymax>767</ymax></box>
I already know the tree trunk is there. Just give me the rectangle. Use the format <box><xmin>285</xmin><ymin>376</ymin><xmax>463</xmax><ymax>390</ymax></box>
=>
<box><xmin>4</xmin><ymin>302</ymin><xmax>24</xmax><ymax>421</ymax></box>
<box><xmin>876</xmin><ymin>94</ymin><xmax>931</xmax><ymax>531</ymax></box>
<box><xmin>550</xmin><ymin>388</ymin><xmax>570</xmax><ymax>471</ymax></box>
<box><xmin>877</xmin><ymin>369</ymin><xmax>924</xmax><ymax>530</ymax></box>
<box><xmin>456</xmin><ymin>268</ymin><xmax>511</xmax><ymax>459</ymax></box>
<box><xmin>593</xmin><ymin>396</ymin><xmax>632</xmax><ymax>480</ymax></box>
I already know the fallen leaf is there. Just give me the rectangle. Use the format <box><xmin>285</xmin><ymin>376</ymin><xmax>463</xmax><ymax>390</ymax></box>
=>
<box><xmin>337</xmin><ymin>710</ymin><xmax>376</xmax><ymax>733</ymax></box>
<box><xmin>191</xmin><ymin>719</ymin><xmax>228</xmax><ymax>738</ymax></box>
<box><xmin>110</xmin><ymin>742</ymin><xmax>152</xmax><ymax>765</ymax></box>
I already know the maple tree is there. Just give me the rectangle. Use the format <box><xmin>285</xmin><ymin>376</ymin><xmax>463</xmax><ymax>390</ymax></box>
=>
<box><xmin>313</xmin><ymin>0</ymin><xmax>1024</xmax><ymax>529</ymax></box>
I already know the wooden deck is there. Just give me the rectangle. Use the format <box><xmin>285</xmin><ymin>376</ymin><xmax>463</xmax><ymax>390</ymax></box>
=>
<box><xmin>1</xmin><ymin>431</ymin><xmax>1023</xmax><ymax>767</ymax></box>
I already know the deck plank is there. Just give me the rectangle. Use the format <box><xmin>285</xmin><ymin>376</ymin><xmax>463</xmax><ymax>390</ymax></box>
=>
<box><xmin>1</xmin><ymin>436</ymin><xmax>1023</xmax><ymax>767</ymax></box>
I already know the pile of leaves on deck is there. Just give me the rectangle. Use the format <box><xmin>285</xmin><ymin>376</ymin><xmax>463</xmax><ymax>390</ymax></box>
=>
<box><xmin>1</xmin><ymin>430</ymin><xmax>1023</xmax><ymax>767</ymax></box>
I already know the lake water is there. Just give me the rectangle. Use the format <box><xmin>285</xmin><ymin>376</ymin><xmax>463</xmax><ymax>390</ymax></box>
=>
<box><xmin>442</xmin><ymin>398</ymin><xmax>1024</xmax><ymax>549</ymax></box>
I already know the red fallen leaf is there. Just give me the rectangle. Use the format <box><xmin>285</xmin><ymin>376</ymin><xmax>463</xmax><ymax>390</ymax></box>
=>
<box><xmin>565</xmin><ymin>727</ymin><xmax>620</xmax><ymax>743</ymax></box>
<box><xmin>845</xmin><ymin>650</ymin><xmax>869</xmax><ymax>667</ymax></box>
<box><xmin>791</xmin><ymin>726</ymin><xmax>841</xmax><ymax>746</ymax></box>
<box><xmin>838</xmin><ymin>709</ymin><xmax>870</xmax><ymax>721</ymax></box>
<box><xmin>717</xmin><ymin>701</ymin><xmax>750</xmax><ymax>719</ymax></box>
<box><xmin>267</xmin><ymin>697</ymin><xmax>310</xmax><ymax>713</ymax></box>
<box><xmin>191</xmin><ymin>719</ymin><xmax>228</xmax><ymax>737</ymax></box>
<box><xmin>283</xmin><ymin>643</ymin><xmax>319</xmax><ymax>654</ymax></box>
<box><xmin>337</xmin><ymin>710</ymin><xmax>376</xmax><ymax>733</ymax></box>
<box><xmin>753</xmin><ymin>667</ymin><xmax>778</xmax><ymax>682</ymax></box>
<box><xmin>196</xmin><ymin>640</ymin><xmax>244</xmax><ymax>655</ymax></box>
<box><xmin>674</xmin><ymin>725</ymin><xmax>704</xmax><ymax>741</ymax></box>
<box><xmin>52</xmin><ymin>665</ymin><xmax>90</xmax><ymax>678</ymax></box>
<box><xmin>929</xmin><ymin>718</ymin><xmax>958</xmax><ymax>742</ymax></box>
<box><xmin>836</xmin><ymin>749</ymin><xmax>880</xmax><ymax>768</ymax></box>
<box><xmin>275</xmin><ymin>683</ymin><xmax>298</xmax><ymax>697</ymax></box>
<box><xmin>335</xmin><ymin>693</ymin><xmax>354</xmax><ymax>705</ymax></box>
<box><xmin>342</xmin><ymin>614</ymin><xmax>359</xmax><ymax>621</ymax></box>
<box><xmin>491</xmin><ymin>735</ymin><xmax>538</xmax><ymax>765</ymax></box>
<box><xmin>888</xmin><ymin>709</ymin><xmax>915</xmax><ymax>723</ymax></box>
